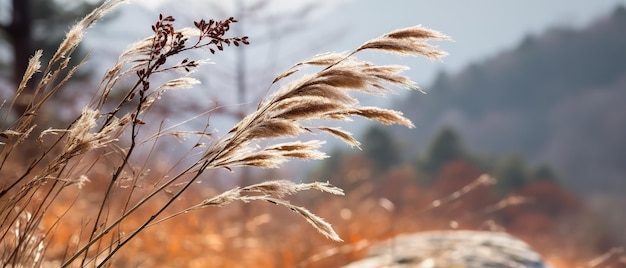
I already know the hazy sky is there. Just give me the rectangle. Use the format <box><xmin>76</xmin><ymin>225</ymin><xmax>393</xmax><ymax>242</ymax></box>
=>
<box><xmin>325</xmin><ymin>1</ymin><xmax>626</xmax><ymax>82</ymax></box>
<box><xmin>1</xmin><ymin>0</ymin><xmax>624</xmax><ymax>85</ymax></box>
<box><xmin>77</xmin><ymin>0</ymin><xmax>626</xmax><ymax>139</ymax></box>
<box><xmin>130</xmin><ymin>0</ymin><xmax>626</xmax><ymax>84</ymax></box>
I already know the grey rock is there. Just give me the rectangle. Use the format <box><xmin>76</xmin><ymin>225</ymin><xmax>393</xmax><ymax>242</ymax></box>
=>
<box><xmin>343</xmin><ymin>230</ymin><xmax>547</xmax><ymax>268</ymax></box>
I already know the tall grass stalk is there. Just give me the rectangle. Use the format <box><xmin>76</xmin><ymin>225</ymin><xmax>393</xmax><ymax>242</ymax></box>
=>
<box><xmin>0</xmin><ymin>0</ymin><xmax>448</xmax><ymax>266</ymax></box>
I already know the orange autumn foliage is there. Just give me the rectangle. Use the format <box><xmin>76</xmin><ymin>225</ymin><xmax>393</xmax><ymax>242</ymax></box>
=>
<box><xmin>37</xmin><ymin>158</ymin><xmax>618</xmax><ymax>267</ymax></box>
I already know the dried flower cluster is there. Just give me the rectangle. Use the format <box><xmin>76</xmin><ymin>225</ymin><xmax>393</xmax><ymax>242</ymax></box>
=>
<box><xmin>194</xmin><ymin>17</ymin><xmax>250</xmax><ymax>53</ymax></box>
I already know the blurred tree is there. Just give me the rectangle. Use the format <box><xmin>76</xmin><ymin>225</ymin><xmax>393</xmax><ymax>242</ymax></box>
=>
<box><xmin>530</xmin><ymin>164</ymin><xmax>559</xmax><ymax>183</ymax></box>
<box><xmin>493</xmin><ymin>154</ymin><xmax>528</xmax><ymax>195</ymax></box>
<box><xmin>0</xmin><ymin>0</ymin><xmax>100</xmax><ymax>114</ymax></box>
<box><xmin>362</xmin><ymin>125</ymin><xmax>401</xmax><ymax>173</ymax></box>
<box><xmin>502</xmin><ymin>180</ymin><xmax>584</xmax><ymax>240</ymax></box>
<box><xmin>420</xmin><ymin>127</ymin><xmax>466</xmax><ymax>176</ymax></box>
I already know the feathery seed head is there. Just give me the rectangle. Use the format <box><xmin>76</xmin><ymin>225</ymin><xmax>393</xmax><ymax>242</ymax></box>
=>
<box><xmin>17</xmin><ymin>50</ymin><xmax>43</xmax><ymax>93</ymax></box>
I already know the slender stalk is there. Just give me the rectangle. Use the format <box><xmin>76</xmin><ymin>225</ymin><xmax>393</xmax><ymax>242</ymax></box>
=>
<box><xmin>60</xmin><ymin>160</ymin><xmax>201</xmax><ymax>267</ymax></box>
<box><xmin>94</xmin><ymin>162</ymin><xmax>210</xmax><ymax>267</ymax></box>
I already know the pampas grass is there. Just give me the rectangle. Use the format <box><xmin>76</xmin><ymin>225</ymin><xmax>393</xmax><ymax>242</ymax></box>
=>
<box><xmin>0</xmin><ymin>1</ymin><xmax>447</xmax><ymax>266</ymax></box>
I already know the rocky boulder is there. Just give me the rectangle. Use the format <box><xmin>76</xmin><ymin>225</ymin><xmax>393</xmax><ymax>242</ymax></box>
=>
<box><xmin>343</xmin><ymin>230</ymin><xmax>547</xmax><ymax>268</ymax></box>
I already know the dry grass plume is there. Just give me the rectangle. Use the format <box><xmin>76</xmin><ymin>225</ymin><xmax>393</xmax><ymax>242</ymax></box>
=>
<box><xmin>0</xmin><ymin>1</ymin><xmax>448</xmax><ymax>266</ymax></box>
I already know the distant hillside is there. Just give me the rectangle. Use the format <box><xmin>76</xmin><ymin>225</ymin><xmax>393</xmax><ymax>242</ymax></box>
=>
<box><xmin>397</xmin><ymin>6</ymin><xmax>626</xmax><ymax>195</ymax></box>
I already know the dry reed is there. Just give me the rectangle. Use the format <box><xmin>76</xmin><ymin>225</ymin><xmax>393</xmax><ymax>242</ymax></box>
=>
<box><xmin>0</xmin><ymin>1</ymin><xmax>447</xmax><ymax>266</ymax></box>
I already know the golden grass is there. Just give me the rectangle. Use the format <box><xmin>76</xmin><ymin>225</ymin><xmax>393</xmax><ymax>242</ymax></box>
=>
<box><xmin>0</xmin><ymin>1</ymin><xmax>449</xmax><ymax>266</ymax></box>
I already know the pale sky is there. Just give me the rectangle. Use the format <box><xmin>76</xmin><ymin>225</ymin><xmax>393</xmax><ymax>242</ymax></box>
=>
<box><xmin>323</xmin><ymin>0</ymin><xmax>626</xmax><ymax>82</ymax></box>
<box><xmin>1</xmin><ymin>0</ymin><xmax>624</xmax><ymax>85</ymax></box>
<box><xmin>93</xmin><ymin>0</ymin><xmax>626</xmax><ymax>85</ymax></box>
<box><xmin>78</xmin><ymin>0</ymin><xmax>626</xmax><ymax>140</ymax></box>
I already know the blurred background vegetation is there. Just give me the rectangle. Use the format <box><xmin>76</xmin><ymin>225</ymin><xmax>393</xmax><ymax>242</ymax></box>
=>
<box><xmin>1</xmin><ymin>0</ymin><xmax>625</xmax><ymax>267</ymax></box>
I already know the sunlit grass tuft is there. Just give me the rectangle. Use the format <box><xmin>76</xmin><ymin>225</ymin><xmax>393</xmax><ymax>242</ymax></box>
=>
<box><xmin>0</xmin><ymin>1</ymin><xmax>447</xmax><ymax>266</ymax></box>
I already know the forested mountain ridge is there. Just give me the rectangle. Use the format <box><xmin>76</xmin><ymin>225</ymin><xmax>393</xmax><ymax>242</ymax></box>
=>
<box><xmin>397</xmin><ymin>6</ymin><xmax>626</xmax><ymax>194</ymax></box>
